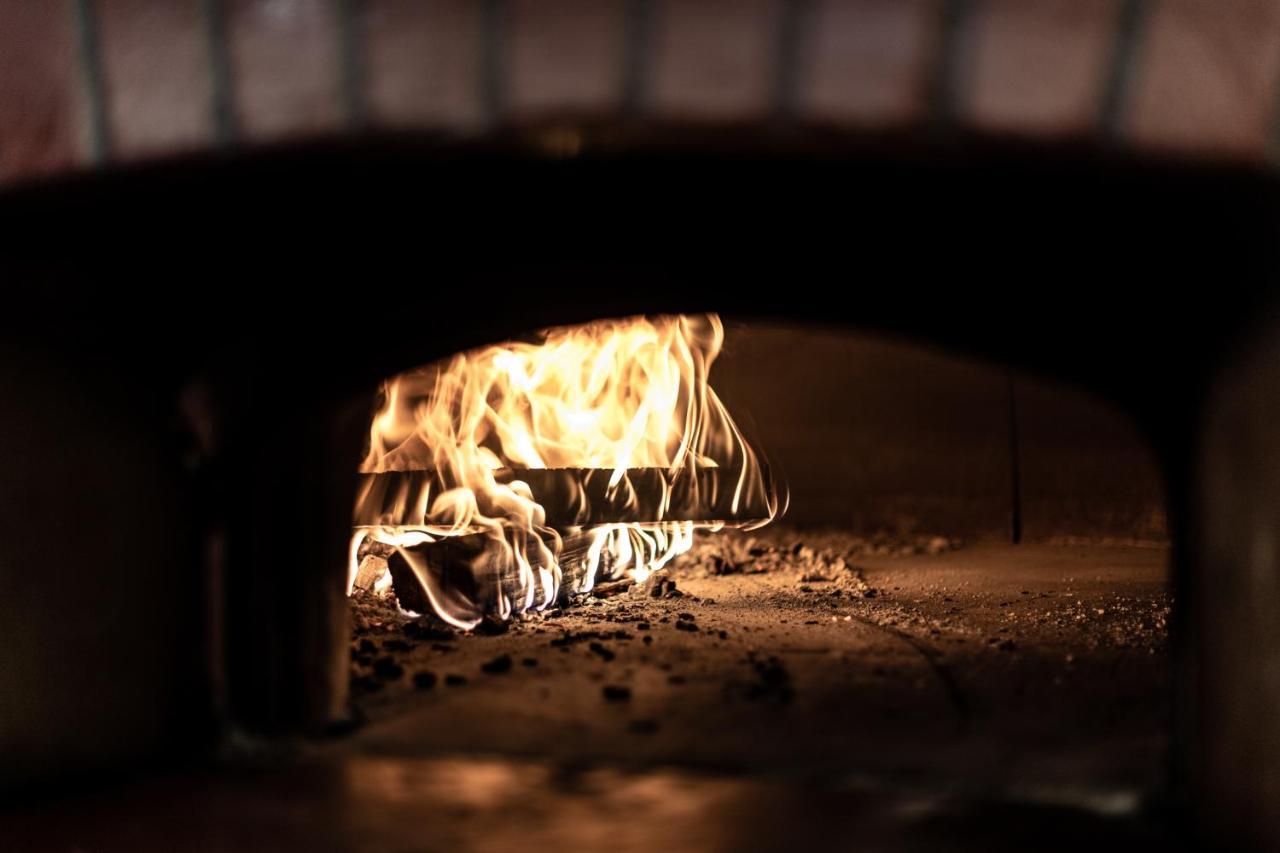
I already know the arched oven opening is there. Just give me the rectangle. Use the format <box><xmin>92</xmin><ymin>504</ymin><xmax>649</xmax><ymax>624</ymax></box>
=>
<box><xmin>0</xmin><ymin>134</ymin><xmax>1276</xmax><ymax>850</ymax></box>
<box><xmin>344</xmin><ymin>313</ymin><xmax>1172</xmax><ymax>805</ymax></box>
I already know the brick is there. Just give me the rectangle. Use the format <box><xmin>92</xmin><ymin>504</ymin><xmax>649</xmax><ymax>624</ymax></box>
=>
<box><xmin>226</xmin><ymin>0</ymin><xmax>344</xmax><ymax>140</ymax></box>
<box><xmin>507</xmin><ymin>0</ymin><xmax>623</xmax><ymax>117</ymax></box>
<box><xmin>649</xmin><ymin>0</ymin><xmax>777</xmax><ymax>119</ymax></box>
<box><xmin>799</xmin><ymin>0</ymin><xmax>936</xmax><ymax>126</ymax></box>
<box><xmin>97</xmin><ymin>0</ymin><xmax>213</xmax><ymax>157</ymax></box>
<box><xmin>1127</xmin><ymin>0</ymin><xmax>1280</xmax><ymax>160</ymax></box>
<box><xmin>966</xmin><ymin>0</ymin><xmax>1115</xmax><ymax>137</ymax></box>
<box><xmin>0</xmin><ymin>3</ymin><xmax>85</xmax><ymax>181</ymax></box>
<box><xmin>363</xmin><ymin>0</ymin><xmax>485</xmax><ymax>129</ymax></box>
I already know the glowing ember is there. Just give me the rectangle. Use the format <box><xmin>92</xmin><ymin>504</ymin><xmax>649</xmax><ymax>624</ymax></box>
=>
<box><xmin>349</xmin><ymin>314</ymin><xmax>781</xmax><ymax>628</ymax></box>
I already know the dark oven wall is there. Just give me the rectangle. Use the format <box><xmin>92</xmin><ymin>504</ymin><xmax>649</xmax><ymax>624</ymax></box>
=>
<box><xmin>0</xmin><ymin>143</ymin><xmax>1278</xmax><ymax>846</ymax></box>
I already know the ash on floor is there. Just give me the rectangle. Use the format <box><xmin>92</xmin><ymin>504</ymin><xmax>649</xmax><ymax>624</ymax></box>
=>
<box><xmin>344</xmin><ymin>529</ymin><xmax>1170</xmax><ymax>798</ymax></box>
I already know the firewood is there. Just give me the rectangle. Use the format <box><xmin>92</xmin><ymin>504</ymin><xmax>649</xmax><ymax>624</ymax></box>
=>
<box><xmin>351</xmin><ymin>554</ymin><xmax>389</xmax><ymax>593</ymax></box>
<box><xmin>382</xmin><ymin>529</ymin><xmax>612</xmax><ymax>617</ymax></box>
<box><xmin>354</xmin><ymin>466</ymin><xmax>775</xmax><ymax>528</ymax></box>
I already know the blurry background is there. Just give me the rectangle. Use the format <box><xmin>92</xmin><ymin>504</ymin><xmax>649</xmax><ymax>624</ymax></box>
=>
<box><xmin>1</xmin><ymin>0</ymin><xmax>1278</xmax><ymax>184</ymax></box>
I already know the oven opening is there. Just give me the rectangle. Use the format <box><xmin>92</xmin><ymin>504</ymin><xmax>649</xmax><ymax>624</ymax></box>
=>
<box><xmin>340</xmin><ymin>314</ymin><xmax>1170</xmax><ymax>805</ymax></box>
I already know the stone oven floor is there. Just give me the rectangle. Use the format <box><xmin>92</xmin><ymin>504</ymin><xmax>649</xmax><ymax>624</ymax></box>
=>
<box><xmin>344</xmin><ymin>532</ymin><xmax>1171</xmax><ymax>798</ymax></box>
<box><xmin>4</xmin><ymin>534</ymin><xmax>1178</xmax><ymax>851</ymax></box>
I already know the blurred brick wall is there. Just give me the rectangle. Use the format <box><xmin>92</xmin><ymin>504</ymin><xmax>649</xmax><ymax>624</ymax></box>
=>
<box><xmin>3</xmin><ymin>0</ymin><xmax>1280</xmax><ymax>183</ymax></box>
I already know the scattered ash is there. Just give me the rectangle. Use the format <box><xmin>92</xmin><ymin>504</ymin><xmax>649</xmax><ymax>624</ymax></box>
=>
<box><xmin>670</xmin><ymin>529</ymin><xmax>962</xmax><ymax>580</ymax></box>
<box><xmin>349</xmin><ymin>588</ymin><xmax>416</xmax><ymax>635</ymax></box>
<box><xmin>347</xmin><ymin>528</ymin><xmax>966</xmax><ymax>707</ymax></box>
<box><xmin>346</xmin><ymin>527</ymin><xmax>1169</xmax><ymax>746</ymax></box>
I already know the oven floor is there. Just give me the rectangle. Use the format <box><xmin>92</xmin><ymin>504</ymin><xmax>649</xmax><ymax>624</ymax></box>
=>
<box><xmin>4</xmin><ymin>538</ymin><xmax>1176</xmax><ymax>851</ymax></box>
<box><xmin>345</xmin><ymin>537</ymin><xmax>1170</xmax><ymax>797</ymax></box>
<box><xmin>5</xmin><ymin>752</ymin><xmax>1179</xmax><ymax>852</ymax></box>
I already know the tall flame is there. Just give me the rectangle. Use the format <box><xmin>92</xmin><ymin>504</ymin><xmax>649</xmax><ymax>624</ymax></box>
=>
<box><xmin>351</xmin><ymin>314</ymin><xmax>779</xmax><ymax>628</ymax></box>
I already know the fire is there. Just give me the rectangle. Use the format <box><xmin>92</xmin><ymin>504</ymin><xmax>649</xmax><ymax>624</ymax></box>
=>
<box><xmin>350</xmin><ymin>314</ymin><xmax>780</xmax><ymax>628</ymax></box>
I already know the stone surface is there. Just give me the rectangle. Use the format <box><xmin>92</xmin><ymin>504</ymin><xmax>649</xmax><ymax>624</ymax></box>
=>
<box><xmin>1127</xmin><ymin>0</ymin><xmax>1280</xmax><ymax>158</ymax></box>
<box><xmin>966</xmin><ymin>0</ymin><xmax>1115</xmax><ymax>137</ymax></box>
<box><xmin>0</xmin><ymin>3</ymin><xmax>85</xmax><ymax>181</ymax></box>
<box><xmin>97</xmin><ymin>0</ymin><xmax>214</xmax><ymax>157</ymax></box>
<box><xmin>348</xmin><ymin>533</ymin><xmax>1170</xmax><ymax>792</ymax></box>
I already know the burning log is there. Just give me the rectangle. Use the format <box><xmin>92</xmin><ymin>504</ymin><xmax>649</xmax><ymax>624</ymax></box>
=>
<box><xmin>383</xmin><ymin>529</ymin><xmax>612</xmax><ymax>618</ymax></box>
<box><xmin>363</xmin><ymin>466</ymin><xmax>775</xmax><ymax>621</ymax></box>
<box><xmin>355</xmin><ymin>466</ymin><xmax>776</xmax><ymax>529</ymax></box>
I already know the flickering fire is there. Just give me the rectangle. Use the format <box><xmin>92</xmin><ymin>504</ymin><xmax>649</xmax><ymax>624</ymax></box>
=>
<box><xmin>349</xmin><ymin>314</ymin><xmax>781</xmax><ymax>628</ymax></box>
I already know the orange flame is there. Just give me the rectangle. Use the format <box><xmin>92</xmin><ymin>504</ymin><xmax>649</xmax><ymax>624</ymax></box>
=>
<box><xmin>350</xmin><ymin>314</ymin><xmax>780</xmax><ymax>628</ymax></box>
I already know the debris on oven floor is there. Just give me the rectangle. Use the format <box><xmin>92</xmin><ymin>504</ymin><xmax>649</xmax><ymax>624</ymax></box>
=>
<box><xmin>3</xmin><ymin>531</ymin><xmax>1175</xmax><ymax>852</ymax></box>
<box><xmin>343</xmin><ymin>529</ymin><xmax>1171</xmax><ymax>797</ymax></box>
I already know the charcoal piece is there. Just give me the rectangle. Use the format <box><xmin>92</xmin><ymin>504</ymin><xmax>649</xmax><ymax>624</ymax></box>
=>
<box><xmin>476</xmin><ymin>615</ymin><xmax>509</xmax><ymax>636</ymax></box>
<box><xmin>386</xmin><ymin>530</ymin><xmax>600</xmax><ymax>620</ymax></box>
<box><xmin>374</xmin><ymin>657</ymin><xmax>404</xmax><ymax>680</ymax></box>
<box><xmin>481</xmin><ymin>654</ymin><xmax>513</xmax><ymax>674</ymax></box>
<box><xmin>644</xmin><ymin>572</ymin><xmax>680</xmax><ymax>599</ymax></box>
<box><xmin>352</xmin><ymin>675</ymin><xmax>383</xmax><ymax>693</ymax></box>
<box><xmin>385</xmin><ymin>538</ymin><xmax>486</xmax><ymax>616</ymax></box>
<box><xmin>602</xmin><ymin>685</ymin><xmax>631</xmax><ymax>702</ymax></box>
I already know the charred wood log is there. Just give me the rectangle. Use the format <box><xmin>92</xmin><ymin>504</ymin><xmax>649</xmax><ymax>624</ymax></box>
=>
<box><xmin>383</xmin><ymin>529</ymin><xmax>614</xmax><ymax>618</ymax></box>
<box><xmin>355</xmin><ymin>466</ymin><xmax>775</xmax><ymax>528</ymax></box>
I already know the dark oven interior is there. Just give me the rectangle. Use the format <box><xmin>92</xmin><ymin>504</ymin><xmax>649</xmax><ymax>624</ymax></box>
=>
<box><xmin>2</xmin><ymin>137</ymin><xmax>1278</xmax><ymax>852</ymax></box>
